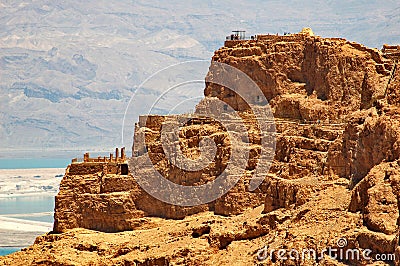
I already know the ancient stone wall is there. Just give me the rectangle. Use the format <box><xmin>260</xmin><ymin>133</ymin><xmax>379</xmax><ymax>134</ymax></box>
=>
<box><xmin>5</xmin><ymin>29</ymin><xmax>400</xmax><ymax>265</ymax></box>
<box><xmin>53</xmin><ymin>30</ymin><xmax>400</xmax><ymax>257</ymax></box>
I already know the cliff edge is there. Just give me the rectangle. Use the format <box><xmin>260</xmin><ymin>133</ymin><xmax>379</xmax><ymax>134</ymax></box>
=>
<box><xmin>2</xmin><ymin>29</ymin><xmax>400</xmax><ymax>265</ymax></box>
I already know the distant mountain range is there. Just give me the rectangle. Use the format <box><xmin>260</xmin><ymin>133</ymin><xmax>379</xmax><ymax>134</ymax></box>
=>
<box><xmin>1</xmin><ymin>0</ymin><xmax>399</xmax><ymax>158</ymax></box>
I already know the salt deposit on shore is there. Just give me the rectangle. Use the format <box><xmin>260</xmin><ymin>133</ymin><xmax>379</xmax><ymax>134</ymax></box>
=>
<box><xmin>0</xmin><ymin>216</ymin><xmax>52</xmax><ymax>232</ymax></box>
<box><xmin>0</xmin><ymin>168</ymin><xmax>64</xmax><ymax>197</ymax></box>
<box><xmin>0</xmin><ymin>168</ymin><xmax>63</xmax><ymax>247</ymax></box>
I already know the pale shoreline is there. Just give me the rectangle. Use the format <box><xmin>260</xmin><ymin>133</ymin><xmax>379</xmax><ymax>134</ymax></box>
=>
<box><xmin>0</xmin><ymin>217</ymin><xmax>52</xmax><ymax>232</ymax></box>
<box><xmin>0</xmin><ymin>168</ymin><xmax>64</xmax><ymax>198</ymax></box>
<box><xmin>0</xmin><ymin>191</ymin><xmax>58</xmax><ymax>198</ymax></box>
<box><xmin>0</xmin><ymin>168</ymin><xmax>66</xmax><ymax>175</ymax></box>
<box><xmin>0</xmin><ymin>168</ymin><xmax>59</xmax><ymax>247</ymax></box>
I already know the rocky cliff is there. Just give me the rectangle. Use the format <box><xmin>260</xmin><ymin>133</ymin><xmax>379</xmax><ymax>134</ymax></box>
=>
<box><xmin>2</xmin><ymin>29</ymin><xmax>400</xmax><ymax>265</ymax></box>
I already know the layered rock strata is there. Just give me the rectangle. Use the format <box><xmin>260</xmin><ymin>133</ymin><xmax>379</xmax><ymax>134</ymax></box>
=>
<box><xmin>3</xmin><ymin>29</ymin><xmax>400</xmax><ymax>265</ymax></box>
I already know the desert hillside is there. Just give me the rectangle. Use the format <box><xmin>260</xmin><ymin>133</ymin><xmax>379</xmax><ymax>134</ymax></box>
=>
<box><xmin>1</xmin><ymin>29</ymin><xmax>400</xmax><ymax>265</ymax></box>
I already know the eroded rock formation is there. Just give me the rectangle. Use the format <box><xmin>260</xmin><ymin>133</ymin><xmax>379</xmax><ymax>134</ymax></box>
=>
<box><xmin>2</xmin><ymin>29</ymin><xmax>400</xmax><ymax>265</ymax></box>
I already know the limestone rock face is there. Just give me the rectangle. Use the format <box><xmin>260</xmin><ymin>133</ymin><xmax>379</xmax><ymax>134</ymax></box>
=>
<box><xmin>4</xmin><ymin>30</ymin><xmax>400</xmax><ymax>265</ymax></box>
<box><xmin>343</xmin><ymin>108</ymin><xmax>400</xmax><ymax>183</ymax></box>
<box><xmin>349</xmin><ymin>161</ymin><xmax>400</xmax><ymax>235</ymax></box>
<box><xmin>206</xmin><ymin>33</ymin><xmax>392</xmax><ymax>118</ymax></box>
<box><xmin>1</xmin><ymin>182</ymin><xmax>390</xmax><ymax>266</ymax></box>
<box><xmin>53</xmin><ymin>163</ymin><xmax>147</xmax><ymax>233</ymax></box>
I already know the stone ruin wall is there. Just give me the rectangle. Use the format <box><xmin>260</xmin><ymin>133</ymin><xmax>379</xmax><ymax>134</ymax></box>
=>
<box><xmin>53</xmin><ymin>30</ymin><xmax>400</xmax><ymax>252</ymax></box>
